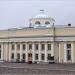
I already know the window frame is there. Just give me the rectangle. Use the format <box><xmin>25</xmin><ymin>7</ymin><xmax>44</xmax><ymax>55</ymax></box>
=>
<box><xmin>41</xmin><ymin>54</ymin><xmax>45</xmax><ymax>60</ymax></box>
<box><xmin>17</xmin><ymin>44</ymin><xmax>20</xmax><ymax>50</ymax></box>
<box><xmin>11</xmin><ymin>53</ymin><xmax>14</xmax><ymax>59</ymax></box>
<box><xmin>41</xmin><ymin>44</ymin><xmax>45</xmax><ymax>50</ymax></box>
<box><xmin>35</xmin><ymin>21</ymin><xmax>40</xmax><ymax>24</ymax></box>
<box><xmin>47</xmin><ymin>44</ymin><xmax>51</xmax><ymax>50</ymax></box>
<box><xmin>45</xmin><ymin>21</ymin><xmax>50</xmax><ymax>24</ymax></box>
<box><xmin>29</xmin><ymin>44</ymin><xmax>32</xmax><ymax>50</ymax></box>
<box><xmin>35</xmin><ymin>54</ymin><xmax>38</xmax><ymax>60</ymax></box>
<box><xmin>22</xmin><ymin>44</ymin><xmax>26</xmax><ymax>50</ymax></box>
<box><xmin>22</xmin><ymin>53</ymin><xmax>25</xmax><ymax>59</ymax></box>
<box><xmin>67</xmin><ymin>44</ymin><xmax>71</xmax><ymax>49</ymax></box>
<box><xmin>11</xmin><ymin>44</ymin><xmax>15</xmax><ymax>50</ymax></box>
<box><xmin>67</xmin><ymin>50</ymin><xmax>71</xmax><ymax>61</ymax></box>
<box><xmin>35</xmin><ymin>44</ymin><xmax>38</xmax><ymax>50</ymax></box>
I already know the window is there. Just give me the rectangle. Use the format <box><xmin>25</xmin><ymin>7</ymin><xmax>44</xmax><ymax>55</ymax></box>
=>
<box><xmin>41</xmin><ymin>54</ymin><xmax>45</xmax><ymax>60</ymax></box>
<box><xmin>35</xmin><ymin>54</ymin><xmax>38</xmax><ymax>60</ymax></box>
<box><xmin>17</xmin><ymin>44</ymin><xmax>20</xmax><ymax>50</ymax></box>
<box><xmin>41</xmin><ymin>44</ymin><xmax>45</xmax><ymax>50</ymax></box>
<box><xmin>48</xmin><ymin>44</ymin><xmax>51</xmax><ymax>50</ymax></box>
<box><xmin>22</xmin><ymin>53</ymin><xmax>25</xmax><ymax>59</ymax></box>
<box><xmin>35</xmin><ymin>44</ymin><xmax>38</xmax><ymax>50</ymax></box>
<box><xmin>29</xmin><ymin>44</ymin><xmax>32</xmax><ymax>50</ymax></box>
<box><xmin>0</xmin><ymin>45</ymin><xmax>1</xmax><ymax>49</ymax></box>
<box><xmin>35</xmin><ymin>21</ymin><xmax>40</xmax><ymax>24</ymax></box>
<box><xmin>45</xmin><ymin>21</ymin><xmax>50</xmax><ymax>24</ymax></box>
<box><xmin>47</xmin><ymin>54</ymin><xmax>51</xmax><ymax>60</ymax></box>
<box><xmin>17</xmin><ymin>53</ymin><xmax>20</xmax><ymax>59</ymax></box>
<box><xmin>11</xmin><ymin>53</ymin><xmax>14</xmax><ymax>59</ymax></box>
<box><xmin>0</xmin><ymin>50</ymin><xmax>1</xmax><ymax>59</ymax></box>
<box><xmin>11</xmin><ymin>44</ymin><xmax>15</xmax><ymax>50</ymax></box>
<box><xmin>67</xmin><ymin>44</ymin><xmax>71</xmax><ymax>49</ymax></box>
<box><xmin>22</xmin><ymin>44</ymin><xmax>26</xmax><ymax>50</ymax></box>
<box><xmin>67</xmin><ymin>50</ymin><xmax>71</xmax><ymax>60</ymax></box>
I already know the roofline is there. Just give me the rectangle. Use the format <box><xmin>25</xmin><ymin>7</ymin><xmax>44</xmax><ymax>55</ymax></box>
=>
<box><xmin>0</xmin><ymin>25</ymin><xmax>75</xmax><ymax>31</ymax></box>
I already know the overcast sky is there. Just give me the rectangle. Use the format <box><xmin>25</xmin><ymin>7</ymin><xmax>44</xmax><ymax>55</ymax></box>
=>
<box><xmin>0</xmin><ymin>0</ymin><xmax>75</xmax><ymax>29</ymax></box>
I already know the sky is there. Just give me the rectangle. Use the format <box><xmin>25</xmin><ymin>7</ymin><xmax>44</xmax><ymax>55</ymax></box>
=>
<box><xmin>0</xmin><ymin>0</ymin><xmax>75</xmax><ymax>29</ymax></box>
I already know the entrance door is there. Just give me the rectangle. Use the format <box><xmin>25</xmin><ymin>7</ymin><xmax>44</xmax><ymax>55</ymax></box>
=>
<box><xmin>28</xmin><ymin>53</ymin><xmax>32</xmax><ymax>63</ymax></box>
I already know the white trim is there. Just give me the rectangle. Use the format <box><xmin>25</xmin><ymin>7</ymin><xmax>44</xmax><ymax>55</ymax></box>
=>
<box><xmin>51</xmin><ymin>43</ymin><xmax>54</xmax><ymax>56</ymax></box>
<box><xmin>9</xmin><ymin>43</ymin><xmax>11</xmax><ymax>62</ymax></box>
<box><xmin>45</xmin><ymin>43</ymin><xmax>47</xmax><ymax>62</ymax></box>
<box><xmin>64</xmin><ymin>43</ymin><xmax>67</xmax><ymax>63</ymax></box>
<box><xmin>26</xmin><ymin>44</ymin><xmax>28</xmax><ymax>62</ymax></box>
<box><xmin>56</xmin><ymin>36</ymin><xmax>75</xmax><ymax>41</ymax></box>
<box><xmin>14</xmin><ymin>44</ymin><xmax>17</xmax><ymax>61</ymax></box>
<box><xmin>38</xmin><ymin>43</ymin><xmax>41</xmax><ymax>62</ymax></box>
<box><xmin>1</xmin><ymin>43</ymin><xmax>3</xmax><ymax>61</ymax></box>
<box><xmin>20</xmin><ymin>44</ymin><xmax>22</xmax><ymax>61</ymax></box>
<box><xmin>59</xmin><ymin>43</ymin><xmax>61</xmax><ymax>63</ymax></box>
<box><xmin>32</xmin><ymin>43</ymin><xmax>35</xmax><ymax>63</ymax></box>
<box><xmin>71</xmin><ymin>42</ymin><xmax>74</xmax><ymax>63</ymax></box>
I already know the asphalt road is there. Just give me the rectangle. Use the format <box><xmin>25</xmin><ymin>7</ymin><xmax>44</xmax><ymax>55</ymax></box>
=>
<box><xmin>0</xmin><ymin>62</ymin><xmax>75</xmax><ymax>75</ymax></box>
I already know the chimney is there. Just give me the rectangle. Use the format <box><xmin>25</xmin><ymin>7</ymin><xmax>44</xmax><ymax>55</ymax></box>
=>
<box><xmin>68</xmin><ymin>24</ymin><xmax>71</xmax><ymax>26</ymax></box>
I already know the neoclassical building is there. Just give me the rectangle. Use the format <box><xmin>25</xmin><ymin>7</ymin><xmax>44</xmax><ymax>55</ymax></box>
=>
<box><xmin>0</xmin><ymin>11</ymin><xmax>75</xmax><ymax>63</ymax></box>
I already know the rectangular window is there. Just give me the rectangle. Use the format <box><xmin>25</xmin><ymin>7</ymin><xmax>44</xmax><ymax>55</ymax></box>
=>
<box><xmin>67</xmin><ymin>50</ymin><xmax>71</xmax><ymax>60</ymax></box>
<box><xmin>41</xmin><ymin>44</ymin><xmax>45</xmax><ymax>50</ymax></box>
<box><xmin>22</xmin><ymin>44</ymin><xmax>26</xmax><ymax>50</ymax></box>
<box><xmin>67</xmin><ymin>44</ymin><xmax>71</xmax><ymax>49</ymax></box>
<box><xmin>35</xmin><ymin>54</ymin><xmax>38</xmax><ymax>60</ymax></box>
<box><xmin>0</xmin><ymin>45</ymin><xmax>1</xmax><ymax>59</ymax></box>
<box><xmin>35</xmin><ymin>44</ymin><xmax>38</xmax><ymax>50</ymax></box>
<box><xmin>29</xmin><ymin>44</ymin><xmax>32</xmax><ymax>50</ymax></box>
<box><xmin>0</xmin><ymin>45</ymin><xmax>1</xmax><ymax>49</ymax></box>
<box><xmin>22</xmin><ymin>53</ymin><xmax>25</xmax><ymax>59</ymax></box>
<box><xmin>48</xmin><ymin>44</ymin><xmax>51</xmax><ymax>50</ymax></box>
<box><xmin>11</xmin><ymin>53</ymin><xmax>14</xmax><ymax>59</ymax></box>
<box><xmin>17</xmin><ymin>44</ymin><xmax>20</xmax><ymax>50</ymax></box>
<box><xmin>11</xmin><ymin>44</ymin><xmax>15</xmax><ymax>50</ymax></box>
<box><xmin>47</xmin><ymin>54</ymin><xmax>51</xmax><ymax>60</ymax></box>
<box><xmin>17</xmin><ymin>53</ymin><xmax>20</xmax><ymax>59</ymax></box>
<box><xmin>41</xmin><ymin>54</ymin><xmax>45</xmax><ymax>60</ymax></box>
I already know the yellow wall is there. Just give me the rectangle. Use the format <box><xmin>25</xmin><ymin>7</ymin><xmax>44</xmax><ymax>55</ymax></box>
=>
<box><xmin>55</xmin><ymin>27</ymin><xmax>75</xmax><ymax>36</ymax></box>
<box><xmin>0</xmin><ymin>27</ymin><xmax>75</xmax><ymax>38</ymax></box>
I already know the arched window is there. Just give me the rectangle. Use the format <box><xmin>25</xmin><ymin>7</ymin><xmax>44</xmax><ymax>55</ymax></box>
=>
<box><xmin>45</xmin><ymin>21</ymin><xmax>50</xmax><ymax>24</ymax></box>
<box><xmin>35</xmin><ymin>21</ymin><xmax>40</xmax><ymax>24</ymax></box>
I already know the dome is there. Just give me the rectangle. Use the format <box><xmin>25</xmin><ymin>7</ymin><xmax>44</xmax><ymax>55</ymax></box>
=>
<box><xmin>34</xmin><ymin>14</ymin><xmax>51</xmax><ymax>19</ymax></box>
<box><xmin>29</xmin><ymin>10</ymin><xmax>55</xmax><ymax>28</ymax></box>
<box><xmin>32</xmin><ymin>10</ymin><xmax>54</xmax><ymax>20</ymax></box>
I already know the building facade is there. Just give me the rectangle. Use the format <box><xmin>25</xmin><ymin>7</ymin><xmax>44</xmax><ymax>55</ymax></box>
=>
<box><xmin>0</xmin><ymin>12</ymin><xmax>75</xmax><ymax>63</ymax></box>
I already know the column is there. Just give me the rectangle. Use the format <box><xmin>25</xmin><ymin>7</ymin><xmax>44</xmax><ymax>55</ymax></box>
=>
<box><xmin>71</xmin><ymin>42</ymin><xmax>74</xmax><ymax>63</ymax></box>
<box><xmin>51</xmin><ymin>42</ymin><xmax>54</xmax><ymax>56</ymax></box>
<box><xmin>5</xmin><ymin>43</ymin><xmax>8</xmax><ymax>61</ymax></box>
<box><xmin>1</xmin><ymin>43</ymin><xmax>3</xmax><ymax>61</ymax></box>
<box><xmin>26</xmin><ymin>43</ymin><xmax>28</xmax><ymax>62</ymax></box>
<box><xmin>59</xmin><ymin>42</ymin><xmax>61</xmax><ymax>63</ymax></box>
<box><xmin>32</xmin><ymin>43</ymin><xmax>35</xmax><ymax>63</ymax></box>
<box><xmin>38</xmin><ymin>42</ymin><xmax>41</xmax><ymax>62</ymax></box>
<box><xmin>64</xmin><ymin>43</ymin><xmax>67</xmax><ymax>63</ymax></box>
<box><xmin>14</xmin><ymin>43</ymin><xmax>17</xmax><ymax>61</ymax></box>
<box><xmin>8</xmin><ymin>43</ymin><xmax>11</xmax><ymax>62</ymax></box>
<box><xmin>45</xmin><ymin>43</ymin><xmax>47</xmax><ymax>62</ymax></box>
<box><xmin>20</xmin><ymin>43</ymin><xmax>22</xmax><ymax>61</ymax></box>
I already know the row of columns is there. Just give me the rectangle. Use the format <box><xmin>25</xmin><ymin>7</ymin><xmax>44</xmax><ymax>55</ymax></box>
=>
<box><xmin>0</xmin><ymin>42</ymin><xmax>75</xmax><ymax>63</ymax></box>
<box><xmin>59</xmin><ymin>42</ymin><xmax>75</xmax><ymax>63</ymax></box>
<box><xmin>7</xmin><ymin>42</ymin><xmax>54</xmax><ymax>62</ymax></box>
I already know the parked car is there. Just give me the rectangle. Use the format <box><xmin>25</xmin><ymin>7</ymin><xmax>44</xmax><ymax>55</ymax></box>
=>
<box><xmin>21</xmin><ymin>59</ymin><xmax>25</xmax><ymax>63</ymax></box>
<box><xmin>49</xmin><ymin>60</ymin><xmax>55</xmax><ymax>64</ymax></box>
